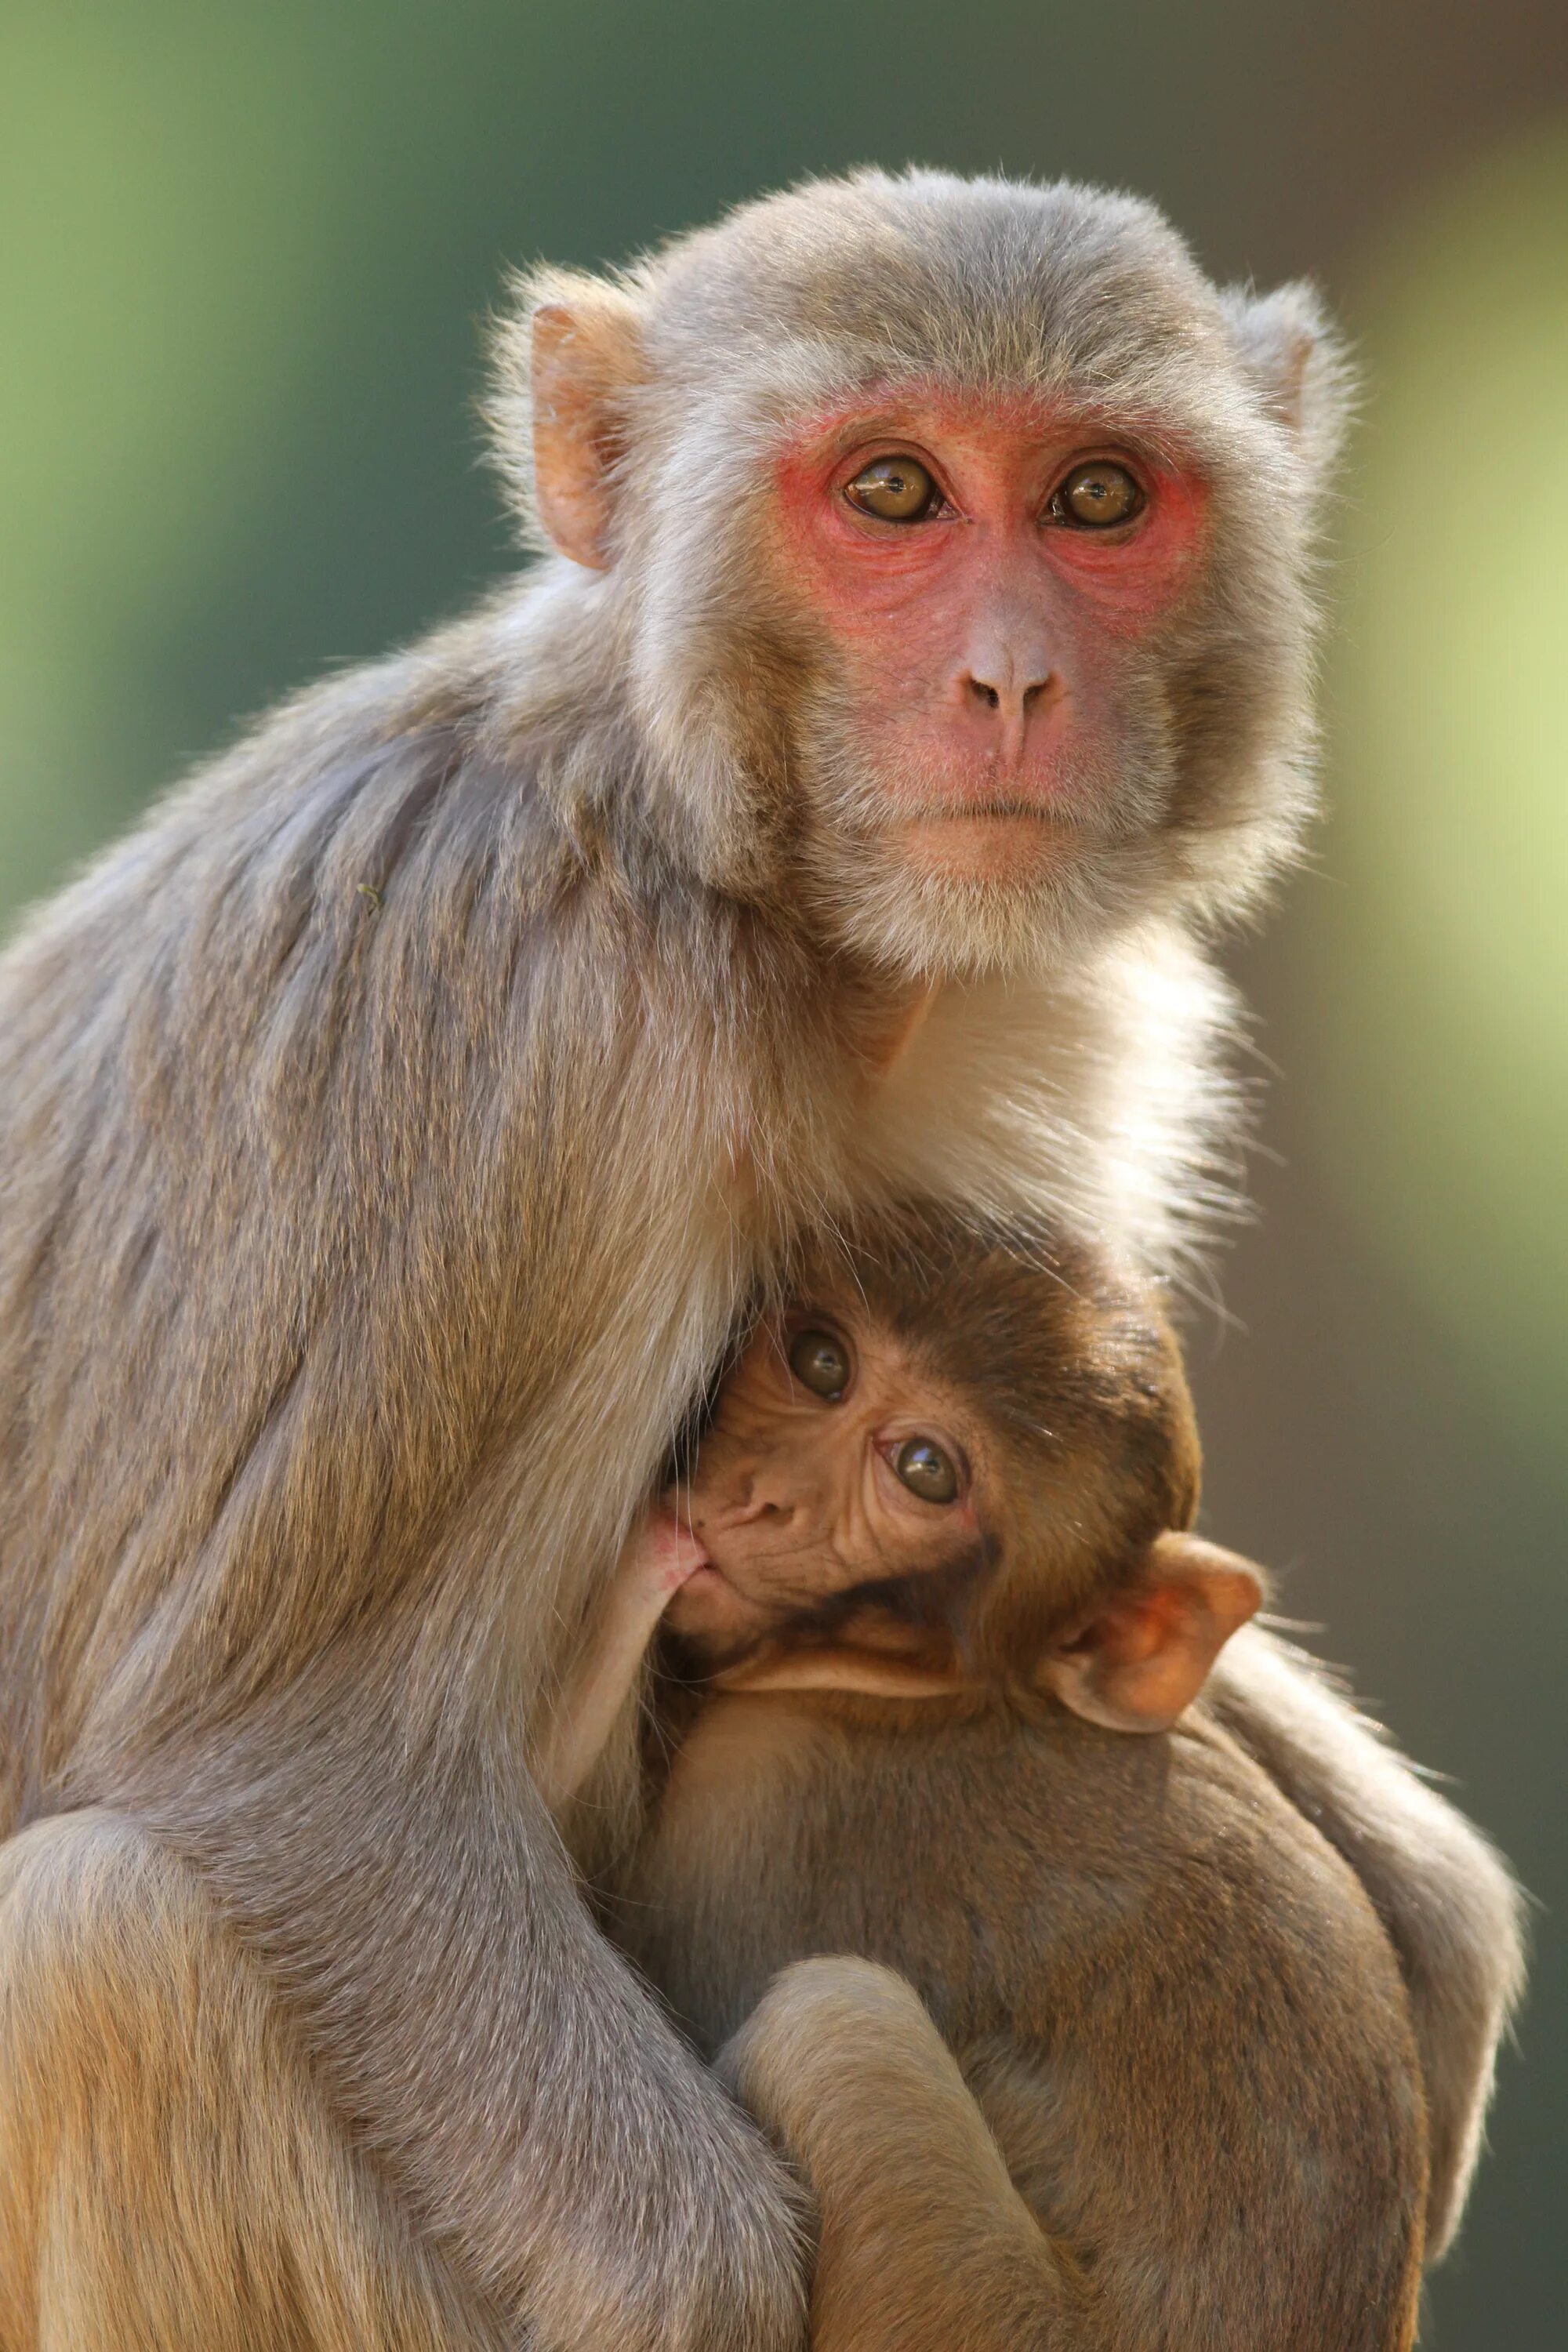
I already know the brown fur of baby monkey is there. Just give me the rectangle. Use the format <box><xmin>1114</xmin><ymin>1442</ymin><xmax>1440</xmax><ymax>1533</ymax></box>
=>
<box><xmin>0</xmin><ymin>167</ymin><xmax>1519</xmax><ymax>2349</ymax></box>
<box><xmin>627</xmin><ymin>1727</ymin><xmax>1429</xmax><ymax>2352</ymax></box>
<box><xmin>610</xmin><ymin>1224</ymin><xmax>1426</xmax><ymax>2350</ymax></box>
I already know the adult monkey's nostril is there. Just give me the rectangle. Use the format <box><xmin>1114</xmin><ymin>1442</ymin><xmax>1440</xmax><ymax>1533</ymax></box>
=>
<box><xmin>964</xmin><ymin>670</ymin><xmax>1056</xmax><ymax>718</ymax></box>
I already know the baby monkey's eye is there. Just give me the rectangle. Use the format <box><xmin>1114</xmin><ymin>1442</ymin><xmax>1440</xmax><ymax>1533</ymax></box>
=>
<box><xmin>789</xmin><ymin>1327</ymin><xmax>851</xmax><ymax>1400</ymax></box>
<box><xmin>844</xmin><ymin>456</ymin><xmax>942</xmax><ymax>523</ymax></box>
<box><xmin>891</xmin><ymin>1436</ymin><xmax>960</xmax><ymax>1505</ymax></box>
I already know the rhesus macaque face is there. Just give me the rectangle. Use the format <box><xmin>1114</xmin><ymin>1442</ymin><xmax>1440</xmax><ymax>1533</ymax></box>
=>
<box><xmin>774</xmin><ymin>390</ymin><xmax>1206</xmax><ymax>901</ymax></box>
<box><xmin>662</xmin><ymin>1294</ymin><xmax>994</xmax><ymax>1666</ymax></box>
<box><xmin>524</xmin><ymin>172</ymin><xmax>1340</xmax><ymax>977</ymax></box>
<box><xmin>660</xmin><ymin>1254</ymin><xmax>1261</xmax><ymax>1730</ymax></box>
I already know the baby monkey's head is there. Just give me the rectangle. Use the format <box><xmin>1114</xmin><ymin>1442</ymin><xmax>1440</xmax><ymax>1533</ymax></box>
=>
<box><xmin>664</xmin><ymin>1214</ymin><xmax>1261</xmax><ymax>1732</ymax></box>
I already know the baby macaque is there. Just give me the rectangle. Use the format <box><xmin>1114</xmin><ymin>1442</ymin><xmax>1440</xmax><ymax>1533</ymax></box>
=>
<box><xmin>542</xmin><ymin>1215</ymin><xmax>1430</xmax><ymax>2351</ymax></box>
<box><xmin>539</xmin><ymin>1215</ymin><xmax>1248</xmax><ymax>1804</ymax></box>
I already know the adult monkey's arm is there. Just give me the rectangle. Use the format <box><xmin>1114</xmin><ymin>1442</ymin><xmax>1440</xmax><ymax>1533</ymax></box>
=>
<box><xmin>1202</xmin><ymin>1624</ymin><xmax>1526</xmax><ymax>2255</ymax></box>
<box><xmin>3</xmin><ymin>700</ymin><xmax>815</xmax><ymax>2348</ymax></box>
<box><xmin>123</xmin><ymin>1681</ymin><xmax>811</xmax><ymax>2347</ymax></box>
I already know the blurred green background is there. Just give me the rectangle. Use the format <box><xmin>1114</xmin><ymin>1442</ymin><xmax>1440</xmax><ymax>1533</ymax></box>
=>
<box><xmin>2</xmin><ymin>2</ymin><xmax>1563</xmax><ymax>2336</ymax></box>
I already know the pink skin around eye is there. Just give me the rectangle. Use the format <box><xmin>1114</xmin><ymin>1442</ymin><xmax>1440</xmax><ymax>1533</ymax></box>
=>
<box><xmin>774</xmin><ymin>383</ymin><xmax>1207</xmax><ymax>626</ymax></box>
<box><xmin>769</xmin><ymin>384</ymin><xmax>1208</xmax><ymax>848</ymax></box>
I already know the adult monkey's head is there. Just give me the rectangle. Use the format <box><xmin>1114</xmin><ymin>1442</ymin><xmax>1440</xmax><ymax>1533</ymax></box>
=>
<box><xmin>493</xmin><ymin>169</ymin><xmax>1349</xmax><ymax>978</ymax></box>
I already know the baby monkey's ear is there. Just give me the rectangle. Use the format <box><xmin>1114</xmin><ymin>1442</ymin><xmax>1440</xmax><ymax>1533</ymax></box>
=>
<box><xmin>1040</xmin><ymin>1534</ymin><xmax>1264</xmax><ymax>1735</ymax></box>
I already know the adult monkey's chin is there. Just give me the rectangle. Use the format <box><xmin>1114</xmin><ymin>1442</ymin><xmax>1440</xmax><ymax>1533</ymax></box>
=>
<box><xmin>814</xmin><ymin>820</ymin><xmax>1132</xmax><ymax>984</ymax></box>
<box><xmin>895</xmin><ymin>806</ymin><xmax>1083</xmax><ymax>890</ymax></box>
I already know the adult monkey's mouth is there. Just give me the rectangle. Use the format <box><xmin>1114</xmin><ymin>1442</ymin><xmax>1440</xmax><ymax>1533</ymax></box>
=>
<box><xmin>907</xmin><ymin>800</ymin><xmax>1064</xmax><ymax>822</ymax></box>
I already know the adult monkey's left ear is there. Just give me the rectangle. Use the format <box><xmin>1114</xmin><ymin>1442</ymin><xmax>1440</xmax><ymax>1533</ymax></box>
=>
<box><xmin>490</xmin><ymin>267</ymin><xmax>646</xmax><ymax>568</ymax></box>
<box><xmin>1221</xmin><ymin>281</ymin><xmax>1355</xmax><ymax>478</ymax></box>
<box><xmin>1040</xmin><ymin>1534</ymin><xmax>1265</xmax><ymax>1734</ymax></box>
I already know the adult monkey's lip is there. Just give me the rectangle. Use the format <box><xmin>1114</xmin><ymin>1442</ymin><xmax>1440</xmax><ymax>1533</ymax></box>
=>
<box><xmin>909</xmin><ymin>802</ymin><xmax>1058</xmax><ymax>820</ymax></box>
<box><xmin>887</xmin><ymin>793</ymin><xmax>1086</xmax><ymax>828</ymax></box>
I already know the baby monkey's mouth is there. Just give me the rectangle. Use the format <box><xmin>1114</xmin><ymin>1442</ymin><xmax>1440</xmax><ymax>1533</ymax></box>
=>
<box><xmin>659</xmin><ymin>1552</ymin><xmax>775</xmax><ymax>1654</ymax></box>
<box><xmin>662</xmin><ymin>1563</ymin><xmax>976</xmax><ymax>1690</ymax></box>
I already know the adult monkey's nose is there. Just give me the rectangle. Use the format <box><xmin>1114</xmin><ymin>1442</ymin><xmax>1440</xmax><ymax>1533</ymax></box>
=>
<box><xmin>961</xmin><ymin>665</ymin><xmax>1060</xmax><ymax>721</ymax></box>
<box><xmin>956</xmin><ymin>602</ymin><xmax>1063</xmax><ymax>730</ymax></box>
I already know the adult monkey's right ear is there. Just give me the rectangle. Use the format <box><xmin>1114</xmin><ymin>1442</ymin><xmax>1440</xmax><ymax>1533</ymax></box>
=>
<box><xmin>491</xmin><ymin>269</ymin><xmax>646</xmax><ymax>568</ymax></box>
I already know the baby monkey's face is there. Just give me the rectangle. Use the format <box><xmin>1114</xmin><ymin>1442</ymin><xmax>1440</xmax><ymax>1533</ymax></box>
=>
<box><xmin>662</xmin><ymin>1294</ymin><xmax>994</xmax><ymax>1668</ymax></box>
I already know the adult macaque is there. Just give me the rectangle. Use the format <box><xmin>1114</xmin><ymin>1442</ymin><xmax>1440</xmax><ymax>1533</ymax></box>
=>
<box><xmin>554</xmin><ymin>1215</ymin><xmax>1500</xmax><ymax>2345</ymax></box>
<box><xmin>0</xmin><ymin>171</ymin><xmax>1520</xmax><ymax>2346</ymax></box>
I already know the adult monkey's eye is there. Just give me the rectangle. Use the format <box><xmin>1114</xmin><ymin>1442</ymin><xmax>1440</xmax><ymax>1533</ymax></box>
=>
<box><xmin>891</xmin><ymin>1436</ymin><xmax>960</xmax><ymax>1504</ymax></box>
<box><xmin>1050</xmin><ymin>460</ymin><xmax>1142</xmax><ymax>528</ymax></box>
<box><xmin>844</xmin><ymin>456</ymin><xmax>942</xmax><ymax>523</ymax></box>
<box><xmin>789</xmin><ymin>1327</ymin><xmax>851</xmax><ymax>1399</ymax></box>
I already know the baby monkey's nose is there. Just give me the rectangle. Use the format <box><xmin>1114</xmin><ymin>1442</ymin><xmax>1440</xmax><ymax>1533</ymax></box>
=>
<box><xmin>733</xmin><ymin>1484</ymin><xmax>787</xmax><ymax>1523</ymax></box>
<box><xmin>712</xmin><ymin>1470</ymin><xmax>806</xmax><ymax>1532</ymax></box>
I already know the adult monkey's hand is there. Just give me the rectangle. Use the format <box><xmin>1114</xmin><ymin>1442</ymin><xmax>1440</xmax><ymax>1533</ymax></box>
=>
<box><xmin>0</xmin><ymin>169</ymin><xmax>1348</xmax><ymax>2348</ymax></box>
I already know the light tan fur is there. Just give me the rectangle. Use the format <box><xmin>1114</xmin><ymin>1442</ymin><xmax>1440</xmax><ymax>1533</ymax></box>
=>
<box><xmin>1202</xmin><ymin>1624</ymin><xmax>1527</xmax><ymax>2259</ymax></box>
<box><xmin>0</xmin><ymin>1813</ymin><xmax>503</xmax><ymax>2352</ymax></box>
<box><xmin>704</xmin><ymin>1621</ymin><xmax>1526</xmax><ymax>2264</ymax></box>
<box><xmin>618</xmin><ymin>1694</ymin><xmax>1432</xmax><ymax>2350</ymax></box>
<box><xmin>0</xmin><ymin>169</ymin><xmax>1512</xmax><ymax>2348</ymax></box>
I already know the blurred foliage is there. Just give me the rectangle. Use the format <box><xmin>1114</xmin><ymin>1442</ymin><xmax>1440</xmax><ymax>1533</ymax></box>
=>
<box><xmin>1</xmin><ymin>4</ymin><xmax>1564</xmax><ymax>2342</ymax></box>
<box><xmin>0</xmin><ymin>13</ymin><xmax>352</xmax><ymax>888</ymax></box>
<box><xmin>1317</xmin><ymin>132</ymin><xmax>1568</xmax><ymax>1458</ymax></box>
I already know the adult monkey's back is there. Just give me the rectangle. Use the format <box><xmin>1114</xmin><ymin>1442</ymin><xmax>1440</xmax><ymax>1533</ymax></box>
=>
<box><xmin>0</xmin><ymin>173</ymin><xmax>1342</xmax><ymax>2347</ymax></box>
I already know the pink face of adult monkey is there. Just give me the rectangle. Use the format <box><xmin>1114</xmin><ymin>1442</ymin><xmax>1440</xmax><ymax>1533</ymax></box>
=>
<box><xmin>514</xmin><ymin>169</ymin><xmax>1347</xmax><ymax>978</ymax></box>
<box><xmin>768</xmin><ymin>392</ymin><xmax>1209</xmax><ymax>892</ymax></box>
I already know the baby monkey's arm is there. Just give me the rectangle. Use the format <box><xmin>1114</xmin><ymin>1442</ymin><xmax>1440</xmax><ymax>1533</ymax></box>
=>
<box><xmin>534</xmin><ymin>1510</ymin><xmax>706</xmax><ymax>1811</ymax></box>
